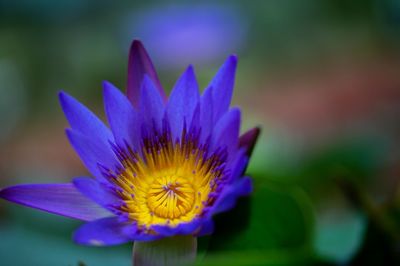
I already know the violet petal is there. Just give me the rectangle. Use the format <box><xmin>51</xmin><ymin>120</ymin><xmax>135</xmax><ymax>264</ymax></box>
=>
<box><xmin>0</xmin><ymin>183</ymin><xmax>110</xmax><ymax>221</ymax></box>
<box><xmin>127</xmin><ymin>40</ymin><xmax>166</xmax><ymax>106</ymax></box>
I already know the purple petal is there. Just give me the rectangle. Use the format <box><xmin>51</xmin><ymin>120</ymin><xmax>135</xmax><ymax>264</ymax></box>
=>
<box><xmin>59</xmin><ymin>91</ymin><xmax>113</xmax><ymax>145</ymax></box>
<box><xmin>213</xmin><ymin>176</ymin><xmax>253</xmax><ymax>214</ymax></box>
<box><xmin>151</xmin><ymin>219</ymin><xmax>201</xmax><ymax>237</ymax></box>
<box><xmin>208</xmin><ymin>55</ymin><xmax>237</xmax><ymax>123</ymax></box>
<box><xmin>199</xmin><ymin>86</ymin><xmax>214</xmax><ymax>142</ymax></box>
<box><xmin>239</xmin><ymin>127</ymin><xmax>260</xmax><ymax>157</ymax></box>
<box><xmin>127</xmin><ymin>40</ymin><xmax>166</xmax><ymax>106</ymax></box>
<box><xmin>195</xmin><ymin>219</ymin><xmax>214</xmax><ymax>236</ymax></box>
<box><xmin>124</xmin><ymin>227</ymin><xmax>162</xmax><ymax>242</ymax></box>
<box><xmin>73</xmin><ymin>217</ymin><xmax>133</xmax><ymax>246</ymax></box>
<box><xmin>139</xmin><ymin>76</ymin><xmax>166</xmax><ymax>131</ymax></box>
<box><xmin>66</xmin><ymin>129</ymin><xmax>121</xmax><ymax>180</ymax></box>
<box><xmin>235</xmin><ymin>176</ymin><xmax>253</xmax><ymax>196</ymax></box>
<box><xmin>228</xmin><ymin>148</ymin><xmax>249</xmax><ymax>182</ymax></box>
<box><xmin>103</xmin><ymin>81</ymin><xmax>140</xmax><ymax>150</ymax></box>
<box><xmin>73</xmin><ymin>177</ymin><xmax>121</xmax><ymax>211</ymax></box>
<box><xmin>189</xmin><ymin>102</ymin><xmax>201</xmax><ymax>133</ymax></box>
<box><xmin>0</xmin><ymin>183</ymin><xmax>110</xmax><ymax>221</ymax></box>
<box><xmin>212</xmin><ymin>107</ymin><xmax>241</xmax><ymax>154</ymax></box>
<box><xmin>166</xmin><ymin>65</ymin><xmax>200</xmax><ymax>140</ymax></box>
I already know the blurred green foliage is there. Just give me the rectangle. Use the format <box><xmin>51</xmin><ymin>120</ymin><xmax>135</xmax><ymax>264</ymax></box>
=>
<box><xmin>198</xmin><ymin>178</ymin><xmax>315</xmax><ymax>266</ymax></box>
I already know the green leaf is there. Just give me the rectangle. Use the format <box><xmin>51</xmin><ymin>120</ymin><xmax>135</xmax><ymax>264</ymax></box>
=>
<box><xmin>201</xmin><ymin>177</ymin><xmax>315</xmax><ymax>265</ymax></box>
<box><xmin>0</xmin><ymin>205</ymin><xmax>131</xmax><ymax>266</ymax></box>
<box><xmin>313</xmin><ymin>208</ymin><xmax>367</xmax><ymax>263</ymax></box>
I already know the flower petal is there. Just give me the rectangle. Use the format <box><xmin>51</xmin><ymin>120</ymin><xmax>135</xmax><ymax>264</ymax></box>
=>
<box><xmin>166</xmin><ymin>65</ymin><xmax>200</xmax><ymax>140</ymax></box>
<box><xmin>208</xmin><ymin>55</ymin><xmax>237</xmax><ymax>123</ymax></box>
<box><xmin>0</xmin><ymin>183</ymin><xmax>110</xmax><ymax>221</ymax></box>
<box><xmin>73</xmin><ymin>177</ymin><xmax>121</xmax><ymax>211</ymax></box>
<box><xmin>103</xmin><ymin>81</ymin><xmax>140</xmax><ymax>150</ymax></box>
<box><xmin>74</xmin><ymin>216</ymin><xmax>162</xmax><ymax>246</ymax></box>
<box><xmin>66</xmin><ymin>129</ymin><xmax>121</xmax><ymax>180</ymax></box>
<box><xmin>139</xmin><ymin>76</ymin><xmax>165</xmax><ymax>132</ymax></box>
<box><xmin>199</xmin><ymin>86</ymin><xmax>214</xmax><ymax>142</ymax></box>
<box><xmin>228</xmin><ymin>148</ymin><xmax>249</xmax><ymax>182</ymax></box>
<box><xmin>212</xmin><ymin>107</ymin><xmax>241</xmax><ymax>154</ymax></box>
<box><xmin>196</xmin><ymin>218</ymin><xmax>214</xmax><ymax>236</ymax></box>
<box><xmin>127</xmin><ymin>40</ymin><xmax>166</xmax><ymax>106</ymax></box>
<box><xmin>235</xmin><ymin>176</ymin><xmax>253</xmax><ymax>196</ymax></box>
<box><xmin>59</xmin><ymin>91</ymin><xmax>113</xmax><ymax>145</ymax></box>
<box><xmin>213</xmin><ymin>176</ymin><xmax>253</xmax><ymax>214</ymax></box>
<box><xmin>73</xmin><ymin>217</ymin><xmax>132</xmax><ymax>246</ymax></box>
<box><xmin>189</xmin><ymin>102</ymin><xmax>201</xmax><ymax>132</ymax></box>
<box><xmin>239</xmin><ymin>127</ymin><xmax>260</xmax><ymax>157</ymax></box>
<box><xmin>151</xmin><ymin>219</ymin><xmax>202</xmax><ymax>237</ymax></box>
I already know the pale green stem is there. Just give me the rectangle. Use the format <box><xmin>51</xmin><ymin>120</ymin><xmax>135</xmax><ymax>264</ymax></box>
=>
<box><xmin>132</xmin><ymin>236</ymin><xmax>197</xmax><ymax>266</ymax></box>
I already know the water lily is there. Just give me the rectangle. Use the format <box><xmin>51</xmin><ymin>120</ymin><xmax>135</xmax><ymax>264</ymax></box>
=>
<box><xmin>0</xmin><ymin>40</ymin><xmax>259</xmax><ymax>265</ymax></box>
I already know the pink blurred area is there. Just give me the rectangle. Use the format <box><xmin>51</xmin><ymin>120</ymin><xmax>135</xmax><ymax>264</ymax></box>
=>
<box><xmin>0</xmin><ymin>121</ymin><xmax>87</xmax><ymax>184</ymax></box>
<box><xmin>247</xmin><ymin>57</ymin><xmax>400</xmax><ymax>140</ymax></box>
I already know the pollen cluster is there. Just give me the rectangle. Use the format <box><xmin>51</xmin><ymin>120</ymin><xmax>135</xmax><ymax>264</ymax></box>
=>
<box><xmin>111</xmin><ymin>130</ymin><xmax>225</xmax><ymax>228</ymax></box>
<box><xmin>147</xmin><ymin>175</ymin><xmax>195</xmax><ymax>219</ymax></box>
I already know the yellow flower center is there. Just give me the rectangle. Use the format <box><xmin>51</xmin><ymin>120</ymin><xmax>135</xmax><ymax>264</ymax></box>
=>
<box><xmin>147</xmin><ymin>175</ymin><xmax>195</xmax><ymax>219</ymax></box>
<box><xmin>111</xmin><ymin>133</ymin><xmax>224</xmax><ymax>228</ymax></box>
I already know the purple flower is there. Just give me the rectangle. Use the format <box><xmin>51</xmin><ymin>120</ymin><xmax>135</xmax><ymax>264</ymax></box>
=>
<box><xmin>0</xmin><ymin>40</ymin><xmax>259</xmax><ymax>246</ymax></box>
<box><xmin>124</xmin><ymin>4</ymin><xmax>248</xmax><ymax>69</ymax></box>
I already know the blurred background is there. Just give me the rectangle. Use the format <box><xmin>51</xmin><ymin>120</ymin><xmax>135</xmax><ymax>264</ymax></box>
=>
<box><xmin>0</xmin><ymin>0</ymin><xmax>400</xmax><ymax>265</ymax></box>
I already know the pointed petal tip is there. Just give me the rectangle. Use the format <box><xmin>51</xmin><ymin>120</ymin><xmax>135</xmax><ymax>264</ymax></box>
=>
<box><xmin>223</xmin><ymin>55</ymin><xmax>238</xmax><ymax>75</ymax></box>
<box><xmin>184</xmin><ymin>65</ymin><xmax>198</xmax><ymax>82</ymax></box>
<box><xmin>58</xmin><ymin>91</ymin><xmax>76</xmax><ymax>119</ymax></box>
<box><xmin>102</xmin><ymin>80</ymin><xmax>118</xmax><ymax>96</ymax></box>
<box><xmin>58</xmin><ymin>91</ymin><xmax>81</xmax><ymax>117</ymax></box>
<box><xmin>249</xmin><ymin>126</ymin><xmax>261</xmax><ymax>136</ymax></box>
<box><xmin>186</xmin><ymin>64</ymin><xmax>195</xmax><ymax>73</ymax></box>
<box><xmin>0</xmin><ymin>184</ymin><xmax>23</xmax><ymax>201</ymax></box>
<box><xmin>58</xmin><ymin>90</ymin><xmax>78</xmax><ymax>104</ymax></box>
<box><xmin>207</xmin><ymin>54</ymin><xmax>238</xmax><ymax>123</ymax></box>
<box><xmin>224</xmin><ymin>55</ymin><xmax>238</xmax><ymax>69</ymax></box>
<box><xmin>0</xmin><ymin>186</ymin><xmax>9</xmax><ymax>199</ymax></box>
<box><xmin>175</xmin><ymin>65</ymin><xmax>197</xmax><ymax>87</ymax></box>
<box><xmin>128</xmin><ymin>40</ymin><xmax>147</xmax><ymax>59</ymax></box>
<box><xmin>228</xmin><ymin>54</ymin><xmax>238</xmax><ymax>63</ymax></box>
<box><xmin>239</xmin><ymin>127</ymin><xmax>261</xmax><ymax>157</ymax></box>
<box><xmin>130</xmin><ymin>39</ymin><xmax>144</xmax><ymax>50</ymax></box>
<box><xmin>140</xmin><ymin>74</ymin><xmax>162</xmax><ymax>94</ymax></box>
<box><xmin>58</xmin><ymin>90</ymin><xmax>69</xmax><ymax>105</ymax></box>
<box><xmin>0</xmin><ymin>183</ymin><xmax>110</xmax><ymax>221</ymax></box>
<box><xmin>72</xmin><ymin>176</ymin><xmax>88</xmax><ymax>188</ymax></box>
<box><xmin>58</xmin><ymin>90</ymin><xmax>66</xmax><ymax>98</ymax></box>
<box><xmin>102</xmin><ymin>80</ymin><xmax>111</xmax><ymax>88</ymax></box>
<box><xmin>127</xmin><ymin>39</ymin><xmax>166</xmax><ymax>106</ymax></box>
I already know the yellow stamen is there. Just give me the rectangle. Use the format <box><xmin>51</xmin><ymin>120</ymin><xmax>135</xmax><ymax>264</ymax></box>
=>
<box><xmin>112</xmin><ymin>134</ymin><xmax>223</xmax><ymax>228</ymax></box>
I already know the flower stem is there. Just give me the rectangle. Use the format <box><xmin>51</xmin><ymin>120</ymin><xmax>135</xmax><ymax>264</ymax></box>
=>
<box><xmin>133</xmin><ymin>236</ymin><xmax>197</xmax><ymax>266</ymax></box>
